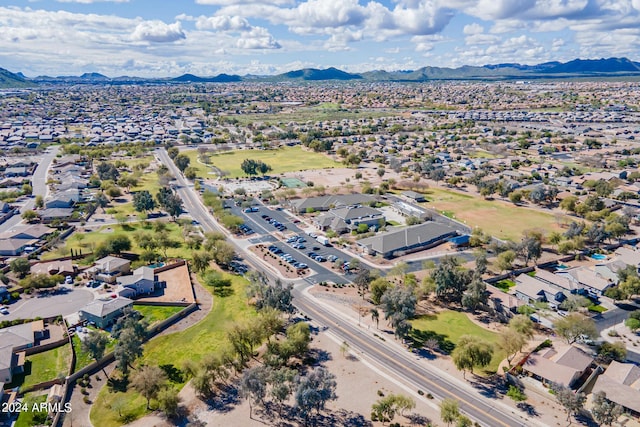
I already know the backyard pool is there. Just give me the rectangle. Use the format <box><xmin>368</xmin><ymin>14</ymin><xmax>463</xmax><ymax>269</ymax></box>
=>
<box><xmin>148</xmin><ymin>262</ymin><xmax>165</xmax><ymax>269</ymax></box>
<box><xmin>590</xmin><ymin>254</ymin><xmax>606</xmax><ymax>260</ymax></box>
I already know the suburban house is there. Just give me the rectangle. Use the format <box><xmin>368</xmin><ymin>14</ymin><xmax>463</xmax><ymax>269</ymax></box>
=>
<box><xmin>514</xmin><ymin>273</ymin><xmax>566</xmax><ymax>308</ymax></box>
<box><xmin>0</xmin><ymin>321</ymin><xmax>47</xmax><ymax>383</ymax></box>
<box><xmin>289</xmin><ymin>194</ymin><xmax>376</xmax><ymax>213</ymax></box>
<box><xmin>44</xmin><ymin>189</ymin><xmax>80</xmax><ymax>209</ymax></box>
<box><xmin>314</xmin><ymin>205</ymin><xmax>385</xmax><ymax>234</ymax></box>
<box><xmin>87</xmin><ymin>256</ymin><xmax>131</xmax><ymax>284</ymax></box>
<box><xmin>534</xmin><ymin>269</ymin><xmax>581</xmax><ymax>294</ymax></box>
<box><xmin>116</xmin><ymin>266</ymin><xmax>159</xmax><ymax>298</ymax></box>
<box><xmin>0</xmin><ymin>238</ymin><xmax>39</xmax><ymax>256</ymax></box>
<box><xmin>30</xmin><ymin>259</ymin><xmax>75</xmax><ymax>277</ymax></box>
<box><xmin>557</xmin><ymin>266</ymin><xmax>614</xmax><ymax>298</ymax></box>
<box><xmin>614</xmin><ymin>246</ymin><xmax>640</xmax><ymax>270</ymax></box>
<box><xmin>592</xmin><ymin>361</ymin><xmax>640</xmax><ymax>416</ymax></box>
<box><xmin>522</xmin><ymin>344</ymin><xmax>593</xmax><ymax>388</ymax></box>
<box><xmin>79</xmin><ymin>297</ymin><xmax>134</xmax><ymax>328</ymax></box>
<box><xmin>357</xmin><ymin>221</ymin><xmax>458</xmax><ymax>259</ymax></box>
<box><xmin>0</xmin><ymin>224</ymin><xmax>55</xmax><ymax>240</ymax></box>
<box><xmin>39</xmin><ymin>207</ymin><xmax>75</xmax><ymax>223</ymax></box>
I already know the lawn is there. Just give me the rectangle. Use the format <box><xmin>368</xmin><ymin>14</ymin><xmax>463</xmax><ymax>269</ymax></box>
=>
<box><xmin>43</xmin><ymin>221</ymin><xmax>191</xmax><ymax>262</ymax></box>
<box><xmin>14</xmin><ymin>394</ymin><xmax>48</xmax><ymax>427</ymax></box>
<box><xmin>72</xmin><ymin>332</ymin><xmax>116</xmax><ymax>372</ymax></box>
<box><xmin>133</xmin><ymin>304</ymin><xmax>185</xmax><ymax>326</ymax></box>
<box><xmin>410</xmin><ymin>310</ymin><xmax>505</xmax><ymax>374</ymax></box>
<box><xmin>494</xmin><ymin>279</ymin><xmax>516</xmax><ymax>292</ymax></box>
<box><xmin>11</xmin><ymin>344</ymin><xmax>73</xmax><ymax>390</ymax></box>
<box><xmin>184</xmin><ymin>146</ymin><xmax>341</xmax><ymax>179</ymax></box>
<box><xmin>423</xmin><ymin>187</ymin><xmax>566</xmax><ymax>241</ymax></box>
<box><xmin>91</xmin><ymin>272</ymin><xmax>256</xmax><ymax>427</ymax></box>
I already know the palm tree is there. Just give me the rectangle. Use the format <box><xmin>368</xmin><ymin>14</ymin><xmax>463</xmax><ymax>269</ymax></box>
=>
<box><xmin>371</xmin><ymin>308</ymin><xmax>380</xmax><ymax>329</ymax></box>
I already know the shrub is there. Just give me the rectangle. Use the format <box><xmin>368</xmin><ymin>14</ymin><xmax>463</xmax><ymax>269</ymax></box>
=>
<box><xmin>506</xmin><ymin>385</ymin><xmax>527</xmax><ymax>402</ymax></box>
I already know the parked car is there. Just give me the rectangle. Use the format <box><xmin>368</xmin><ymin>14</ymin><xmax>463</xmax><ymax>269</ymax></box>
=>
<box><xmin>0</xmin><ymin>307</ymin><xmax>9</xmax><ymax>315</ymax></box>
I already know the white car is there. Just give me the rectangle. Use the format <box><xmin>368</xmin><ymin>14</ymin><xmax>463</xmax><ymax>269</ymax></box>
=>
<box><xmin>0</xmin><ymin>307</ymin><xmax>9</xmax><ymax>315</ymax></box>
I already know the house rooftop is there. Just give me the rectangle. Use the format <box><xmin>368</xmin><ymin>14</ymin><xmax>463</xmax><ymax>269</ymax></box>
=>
<box><xmin>80</xmin><ymin>296</ymin><xmax>133</xmax><ymax>318</ymax></box>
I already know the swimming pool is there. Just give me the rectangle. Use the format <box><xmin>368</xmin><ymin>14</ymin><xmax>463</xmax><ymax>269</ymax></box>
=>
<box><xmin>148</xmin><ymin>262</ymin><xmax>165</xmax><ymax>269</ymax></box>
<box><xmin>590</xmin><ymin>254</ymin><xmax>606</xmax><ymax>260</ymax></box>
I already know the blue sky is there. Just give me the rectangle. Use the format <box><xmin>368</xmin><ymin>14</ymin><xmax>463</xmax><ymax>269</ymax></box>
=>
<box><xmin>1</xmin><ymin>0</ymin><xmax>639</xmax><ymax>77</ymax></box>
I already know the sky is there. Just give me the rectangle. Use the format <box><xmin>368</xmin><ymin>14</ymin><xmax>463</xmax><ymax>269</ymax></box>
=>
<box><xmin>2</xmin><ymin>0</ymin><xmax>640</xmax><ymax>77</ymax></box>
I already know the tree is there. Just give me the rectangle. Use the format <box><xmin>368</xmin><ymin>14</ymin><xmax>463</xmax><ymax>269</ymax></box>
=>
<box><xmin>370</xmin><ymin>393</ymin><xmax>415</xmax><ymax>424</ymax></box>
<box><xmin>241</xmin><ymin>159</ymin><xmax>258</xmax><ymax>176</ymax></box>
<box><xmin>130</xmin><ymin>365</ymin><xmax>166</xmax><ymax>409</ymax></box>
<box><xmin>591</xmin><ymin>391</ymin><xmax>623</xmax><ymax>426</ymax></box>
<box><xmin>21</xmin><ymin>209</ymin><xmax>39</xmax><ymax>223</ymax></box>
<box><xmin>10</xmin><ymin>258</ymin><xmax>31</xmax><ymax>278</ymax></box>
<box><xmin>173</xmin><ymin>154</ymin><xmax>191</xmax><ymax>173</ymax></box>
<box><xmin>560</xmin><ymin>195</ymin><xmax>579</xmax><ymax>213</ymax></box>
<box><xmin>380</xmin><ymin>286</ymin><xmax>417</xmax><ymax>340</ymax></box>
<box><xmin>268</xmin><ymin>367</ymin><xmax>296</xmax><ymax>416</ymax></box>
<box><xmin>370</xmin><ymin>308</ymin><xmax>380</xmax><ymax>329</ymax></box>
<box><xmin>554</xmin><ymin>313</ymin><xmax>597</xmax><ymax>344</ymax></box>
<box><xmin>370</xmin><ymin>278</ymin><xmax>390</xmax><ymax>305</ymax></box>
<box><xmin>34</xmin><ymin>195</ymin><xmax>44</xmax><ymax>209</ymax></box>
<box><xmin>81</xmin><ymin>330</ymin><xmax>109</xmax><ymax>366</ymax></box>
<box><xmin>498</xmin><ymin>328</ymin><xmax>527</xmax><ymax>366</ymax></box>
<box><xmin>96</xmin><ymin>162</ymin><xmax>119</xmax><ymax>181</ymax></box>
<box><xmin>251</xmin><ymin>279</ymin><xmax>294</xmax><ymax>314</ymax></box>
<box><xmin>167</xmin><ymin>146</ymin><xmax>179</xmax><ymax>159</ymax></box>
<box><xmin>440</xmin><ymin>398</ymin><xmax>460</xmax><ymax>426</ymax></box>
<box><xmin>157</xmin><ymin>387</ymin><xmax>181</xmax><ymax>418</ymax></box>
<box><xmin>227</xmin><ymin>321</ymin><xmax>265</xmax><ymax>366</ymax></box>
<box><xmin>164</xmin><ymin>193</ymin><xmax>184</xmax><ymax>220</ymax></box>
<box><xmin>132</xmin><ymin>190</ymin><xmax>156</xmax><ymax>213</ymax></box>
<box><xmin>112</xmin><ymin>310</ymin><xmax>147</xmax><ymax>375</ymax></box>
<box><xmin>354</xmin><ymin>269</ymin><xmax>371</xmax><ymax>300</ymax></box>
<box><xmin>559</xmin><ymin>294</ymin><xmax>591</xmax><ymax>312</ymax></box>
<box><xmin>509</xmin><ymin>314</ymin><xmax>534</xmax><ymax>339</ymax></box>
<box><xmin>462</xmin><ymin>274</ymin><xmax>487</xmax><ymax>312</ymax></box>
<box><xmin>213</xmin><ymin>240</ymin><xmax>236</xmax><ymax>267</ymax></box>
<box><xmin>552</xmin><ymin>383</ymin><xmax>586</xmax><ymax>422</ymax></box>
<box><xmin>431</xmin><ymin>256</ymin><xmax>471</xmax><ymax>303</ymax></box>
<box><xmin>294</xmin><ymin>367</ymin><xmax>337</xmax><ymax>424</ymax></box>
<box><xmin>495</xmin><ymin>250</ymin><xmax>516</xmax><ymax>273</ymax></box>
<box><xmin>191</xmin><ymin>251</ymin><xmax>212</xmax><ymax>274</ymax></box>
<box><xmin>95</xmin><ymin>192</ymin><xmax>109</xmax><ymax>213</ymax></box>
<box><xmin>597</xmin><ymin>342</ymin><xmax>627</xmax><ymax>365</ymax></box>
<box><xmin>240</xmin><ymin>366</ymin><xmax>268</xmax><ymax>419</ymax></box>
<box><xmin>626</xmin><ymin>310</ymin><xmax>640</xmax><ymax>332</ymax></box>
<box><xmin>452</xmin><ymin>335</ymin><xmax>494</xmax><ymax>378</ymax></box>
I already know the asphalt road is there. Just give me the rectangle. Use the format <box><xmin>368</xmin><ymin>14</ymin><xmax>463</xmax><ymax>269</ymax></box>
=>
<box><xmin>292</xmin><ymin>284</ymin><xmax>536</xmax><ymax>427</ymax></box>
<box><xmin>155</xmin><ymin>147</ymin><xmax>539</xmax><ymax>427</ymax></box>
<box><xmin>2</xmin><ymin>286</ymin><xmax>94</xmax><ymax>321</ymax></box>
<box><xmin>0</xmin><ymin>146</ymin><xmax>59</xmax><ymax>232</ymax></box>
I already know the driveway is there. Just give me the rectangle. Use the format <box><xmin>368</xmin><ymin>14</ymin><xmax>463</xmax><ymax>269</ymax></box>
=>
<box><xmin>2</xmin><ymin>287</ymin><xmax>94</xmax><ymax>321</ymax></box>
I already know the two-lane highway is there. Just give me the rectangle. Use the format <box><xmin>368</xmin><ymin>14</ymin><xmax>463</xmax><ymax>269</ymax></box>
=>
<box><xmin>155</xmin><ymin>147</ymin><xmax>540</xmax><ymax>426</ymax></box>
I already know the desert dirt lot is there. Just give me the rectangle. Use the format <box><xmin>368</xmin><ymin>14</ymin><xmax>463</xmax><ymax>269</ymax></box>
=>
<box><xmin>139</xmin><ymin>263</ymin><xmax>196</xmax><ymax>304</ymax></box>
<box><xmin>127</xmin><ymin>331</ymin><xmax>442</xmax><ymax>427</ymax></box>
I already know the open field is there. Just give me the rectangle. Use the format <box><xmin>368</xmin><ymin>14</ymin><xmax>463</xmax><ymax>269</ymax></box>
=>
<box><xmin>11</xmin><ymin>344</ymin><xmax>73</xmax><ymax>390</ymax></box>
<box><xmin>91</xmin><ymin>272</ymin><xmax>256</xmax><ymax>427</ymax></box>
<box><xmin>134</xmin><ymin>304</ymin><xmax>184</xmax><ymax>326</ymax></box>
<box><xmin>43</xmin><ymin>221</ymin><xmax>191</xmax><ymax>262</ymax></box>
<box><xmin>423</xmin><ymin>187</ymin><xmax>565</xmax><ymax>241</ymax></box>
<box><xmin>185</xmin><ymin>146</ymin><xmax>341</xmax><ymax>179</ymax></box>
<box><xmin>105</xmin><ymin>155</ymin><xmax>161</xmax><ymax>216</ymax></box>
<box><xmin>410</xmin><ymin>310</ymin><xmax>505</xmax><ymax>374</ymax></box>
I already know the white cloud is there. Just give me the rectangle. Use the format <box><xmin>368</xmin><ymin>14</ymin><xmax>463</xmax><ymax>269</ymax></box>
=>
<box><xmin>463</xmin><ymin>22</ymin><xmax>484</xmax><ymax>35</ymax></box>
<box><xmin>131</xmin><ymin>21</ymin><xmax>185</xmax><ymax>43</ymax></box>
<box><xmin>196</xmin><ymin>15</ymin><xmax>251</xmax><ymax>31</ymax></box>
<box><xmin>236</xmin><ymin>27</ymin><xmax>281</xmax><ymax>49</ymax></box>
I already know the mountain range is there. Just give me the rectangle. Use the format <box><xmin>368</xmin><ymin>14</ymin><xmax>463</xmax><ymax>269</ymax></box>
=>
<box><xmin>2</xmin><ymin>57</ymin><xmax>640</xmax><ymax>88</ymax></box>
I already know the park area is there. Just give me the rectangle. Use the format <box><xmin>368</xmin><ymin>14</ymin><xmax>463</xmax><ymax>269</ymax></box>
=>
<box><xmin>183</xmin><ymin>146</ymin><xmax>341</xmax><ymax>179</ymax></box>
<box><xmin>422</xmin><ymin>187</ymin><xmax>565</xmax><ymax>241</ymax></box>
<box><xmin>410</xmin><ymin>309</ymin><xmax>505</xmax><ymax>375</ymax></box>
<box><xmin>90</xmin><ymin>272</ymin><xmax>256</xmax><ymax>427</ymax></box>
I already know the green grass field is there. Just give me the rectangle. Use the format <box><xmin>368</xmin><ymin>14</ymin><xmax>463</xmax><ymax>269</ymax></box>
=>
<box><xmin>410</xmin><ymin>310</ymin><xmax>505</xmax><ymax>374</ymax></box>
<box><xmin>14</xmin><ymin>394</ymin><xmax>48</xmax><ymax>427</ymax></box>
<box><xmin>43</xmin><ymin>221</ymin><xmax>190</xmax><ymax>262</ymax></box>
<box><xmin>134</xmin><ymin>304</ymin><xmax>185</xmax><ymax>326</ymax></box>
<box><xmin>91</xmin><ymin>272</ymin><xmax>256</xmax><ymax>427</ymax></box>
<box><xmin>184</xmin><ymin>146</ymin><xmax>341</xmax><ymax>179</ymax></box>
<box><xmin>423</xmin><ymin>187</ymin><xmax>565</xmax><ymax>241</ymax></box>
<box><xmin>105</xmin><ymin>155</ymin><xmax>161</xmax><ymax>217</ymax></box>
<box><xmin>13</xmin><ymin>344</ymin><xmax>73</xmax><ymax>390</ymax></box>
